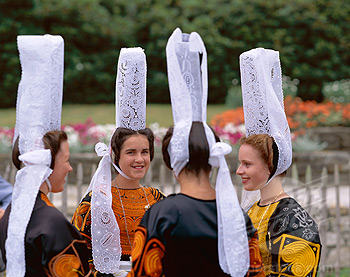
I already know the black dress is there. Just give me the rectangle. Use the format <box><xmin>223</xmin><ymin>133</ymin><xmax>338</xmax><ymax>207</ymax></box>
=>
<box><xmin>0</xmin><ymin>191</ymin><xmax>90</xmax><ymax>276</ymax></box>
<box><xmin>248</xmin><ymin>197</ymin><xmax>321</xmax><ymax>276</ymax></box>
<box><xmin>129</xmin><ymin>193</ymin><xmax>265</xmax><ymax>277</ymax></box>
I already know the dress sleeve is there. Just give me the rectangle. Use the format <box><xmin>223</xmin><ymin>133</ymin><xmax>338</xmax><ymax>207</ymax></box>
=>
<box><xmin>0</xmin><ymin>175</ymin><xmax>13</xmax><ymax>209</ymax></box>
<box><xmin>129</xmin><ymin>199</ymin><xmax>177</xmax><ymax>277</ymax></box>
<box><xmin>244</xmin><ymin>212</ymin><xmax>265</xmax><ymax>277</ymax></box>
<box><xmin>35</xmin><ymin>203</ymin><xmax>92</xmax><ymax>276</ymax></box>
<box><xmin>46</xmin><ymin>239</ymin><xmax>92</xmax><ymax>276</ymax></box>
<box><xmin>268</xmin><ymin>199</ymin><xmax>322</xmax><ymax>276</ymax></box>
<box><xmin>71</xmin><ymin>192</ymin><xmax>112</xmax><ymax>277</ymax></box>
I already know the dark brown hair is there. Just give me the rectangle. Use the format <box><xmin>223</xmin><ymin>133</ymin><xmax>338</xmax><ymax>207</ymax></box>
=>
<box><xmin>239</xmin><ymin>134</ymin><xmax>284</xmax><ymax>178</ymax></box>
<box><xmin>12</xmin><ymin>130</ymin><xmax>68</xmax><ymax>170</ymax></box>
<box><xmin>110</xmin><ymin>127</ymin><xmax>154</xmax><ymax>168</ymax></box>
<box><xmin>162</xmin><ymin>121</ymin><xmax>220</xmax><ymax>176</ymax></box>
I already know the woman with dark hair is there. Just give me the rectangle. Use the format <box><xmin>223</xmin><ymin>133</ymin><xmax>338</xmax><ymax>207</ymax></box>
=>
<box><xmin>237</xmin><ymin>48</ymin><xmax>321</xmax><ymax>276</ymax></box>
<box><xmin>72</xmin><ymin>127</ymin><xmax>164</xmax><ymax>276</ymax></box>
<box><xmin>130</xmin><ymin>122</ymin><xmax>264</xmax><ymax>276</ymax></box>
<box><xmin>71</xmin><ymin>48</ymin><xmax>164</xmax><ymax>276</ymax></box>
<box><xmin>0</xmin><ymin>131</ymin><xmax>91</xmax><ymax>276</ymax></box>
<box><xmin>130</xmin><ymin>28</ymin><xmax>264</xmax><ymax>277</ymax></box>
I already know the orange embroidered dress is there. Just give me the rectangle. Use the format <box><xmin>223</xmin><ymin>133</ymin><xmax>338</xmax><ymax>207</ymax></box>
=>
<box><xmin>72</xmin><ymin>186</ymin><xmax>164</xmax><ymax>276</ymax></box>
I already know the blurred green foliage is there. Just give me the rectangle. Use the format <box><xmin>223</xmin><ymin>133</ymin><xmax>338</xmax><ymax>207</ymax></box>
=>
<box><xmin>323</xmin><ymin>79</ymin><xmax>350</xmax><ymax>103</ymax></box>
<box><xmin>0</xmin><ymin>0</ymin><xmax>349</xmax><ymax>107</ymax></box>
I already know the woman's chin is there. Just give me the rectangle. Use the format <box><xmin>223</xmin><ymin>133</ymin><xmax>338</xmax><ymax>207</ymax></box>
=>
<box><xmin>243</xmin><ymin>184</ymin><xmax>259</xmax><ymax>192</ymax></box>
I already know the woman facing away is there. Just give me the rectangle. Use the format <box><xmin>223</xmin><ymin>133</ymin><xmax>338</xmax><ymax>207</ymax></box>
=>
<box><xmin>236</xmin><ymin>134</ymin><xmax>321</xmax><ymax>276</ymax></box>
<box><xmin>129</xmin><ymin>122</ymin><xmax>265</xmax><ymax>277</ymax></box>
<box><xmin>0</xmin><ymin>131</ymin><xmax>91</xmax><ymax>276</ymax></box>
<box><xmin>71</xmin><ymin>127</ymin><xmax>165</xmax><ymax>276</ymax></box>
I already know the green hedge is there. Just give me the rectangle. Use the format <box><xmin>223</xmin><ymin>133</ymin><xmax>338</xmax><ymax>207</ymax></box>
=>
<box><xmin>0</xmin><ymin>0</ymin><xmax>349</xmax><ymax>107</ymax></box>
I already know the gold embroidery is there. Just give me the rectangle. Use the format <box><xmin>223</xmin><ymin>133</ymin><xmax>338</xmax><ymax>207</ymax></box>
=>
<box><xmin>144</xmin><ymin>246</ymin><xmax>164</xmax><ymax>276</ymax></box>
<box><xmin>48</xmin><ymin>239</ymin><xmax>88</xmax><ymax>276</ymax></box>
<box><xmin>272</xmin><ymin>234</ymin><xmax>321</xmax><ymax>277</ymax></box>
<box><xmin>248</xmin><ymin>201</ymin><xmax>279</xmax><ymax>275</ymax></box>
<box><xmin>132</xmin><ymin>228</ymin><xmax>146</xmax><ymax>262</ymax></box>
<box><xmin>52</xmin><ymin>254</ymin><xmax>80</xmax><ymax>277</ymax></box>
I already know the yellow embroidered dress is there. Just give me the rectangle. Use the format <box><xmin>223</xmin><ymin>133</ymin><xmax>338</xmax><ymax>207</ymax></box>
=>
<box><xmin>248</xmin><ymin>197</ymin><xmax>321</xmax><ymax>277</ymax></box>
<box><xmin>72</xmin><ymin>186</ymin><xmax>164</xmax><ymax>276</ymax></box>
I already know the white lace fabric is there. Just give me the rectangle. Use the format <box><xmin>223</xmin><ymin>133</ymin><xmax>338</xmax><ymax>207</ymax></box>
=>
<box><xmin>88</xmin><ymin>48</ymin><xmax>147</xmax><ymax>273</ymax></box>
<box><xmin>90</xmin><ymin>143</ymin><xmax>121</xmax><ymax>273</ymax></box>
<box><xmin>239</xmin><ymin>48</ymin><xmax>293</xmax><ymax>211</ymax></box>
<box><xmin>6</xmin><ymin>35</ymin><xmax>64</xmax><ymax>277</ymax></box>
<box><xmin>115</xmin><ymin>47</ymin><xmax>146</xmax><ymax>131</ymax></box>
<box><xmin>166</xmin><ymin>28</ymin><xmax>249</xmax><ymax>276</ymax></box>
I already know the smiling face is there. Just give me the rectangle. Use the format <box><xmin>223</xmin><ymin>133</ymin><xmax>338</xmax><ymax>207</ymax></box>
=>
<box><xmin>236</xmin><ymin>143</ymin><xmax>270</xmax><ymax>191</ymax></box>
<box><xmin>118</xmin><ymin>134</ymin><xmax>151</xmax><ymax>180</ymax></box>
<box><xmin>48</xmin><ymin>140</ymin><xmax>73</xmax><ymax>193</ymax></box>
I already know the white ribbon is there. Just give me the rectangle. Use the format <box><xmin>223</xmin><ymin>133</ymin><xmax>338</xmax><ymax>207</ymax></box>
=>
<box><xmin>209</xmin><ymin>142</ymin><xmax>250</xmax><ymax>276</ymax></box>
<box><xmin>84</xmin><ymin>142</ymin><xmax>122</xmax><ymax>273</ymax></box>
<box><xmin>6</xmin><ymin>149</ymin><xmax>52</xmax><ymax>277</ymax></box>
<box><xmin>208</xmin><ymin>142</ymin><xmax>232</xmax><ymax>168</ymax></box>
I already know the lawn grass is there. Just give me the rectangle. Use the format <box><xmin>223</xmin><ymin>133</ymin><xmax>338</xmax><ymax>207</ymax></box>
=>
<box><xmin>0</xmin><ymin>103</ymin><xmax>229</xmax><ymax>128</ymax></box>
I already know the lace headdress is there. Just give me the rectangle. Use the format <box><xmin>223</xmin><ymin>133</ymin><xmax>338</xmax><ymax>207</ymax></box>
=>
<box><xmin>239</xmin><ymin>48</ymin><xmax>292</xmax><ymax>211</ymax></box>
<box><xmin>6</xmin><ymin>35</ymin><xmax>64</xmax><ymax>277</ymax></box>
<box><xmin>166</xmin><ymin>28</ymin><xmax>249</xmax><ymax>276</ymax></box>
<box><xmin>83</xmin><ymin>47</ymin><xmax>147</xmax><ymax>273</ymax></box>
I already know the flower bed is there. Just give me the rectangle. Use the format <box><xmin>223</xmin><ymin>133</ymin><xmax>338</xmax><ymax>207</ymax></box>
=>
<box><xmin>1</xmin><ymin>96</ymin><xmax>349</xmax><ymax>154</ymax></box>
<box><xmin>211</xmin><ymin>96</ymin><xmax>350</xmax><ymax>149</ymax></box>
<box><xmin>0</xmin><ymin>120</ymin><xmax>169</xmax><ymax>154</ymax></box>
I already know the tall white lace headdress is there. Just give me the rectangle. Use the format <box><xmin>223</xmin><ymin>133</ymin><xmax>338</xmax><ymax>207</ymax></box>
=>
<box><xmin>84</xmin><ymin>47</ymin><xmax>146</xmax><ymax>274</ymax></box>
<box><xmin>239</xmin><ymin>48</ymin><xmax>292</xmax><ymax>211</ymax></box>
<box><xmin>6</xmin><ymin>35</ymin><xmax>64</xmax><ymax>277</ymax></box>
<box><xmin>166</xmin><ymin>28</ymin><xmax>249</xmax><ymax>276</ymax></box>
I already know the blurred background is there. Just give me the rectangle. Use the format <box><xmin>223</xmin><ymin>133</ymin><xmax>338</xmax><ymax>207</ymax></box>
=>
<box><xmin>0</xmin><ymin>0</ymin><xmax>349</xmax><ymax>108</ymax></box>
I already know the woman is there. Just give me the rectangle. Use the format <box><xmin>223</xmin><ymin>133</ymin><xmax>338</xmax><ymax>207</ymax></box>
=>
<box><xmin>72</xmin><ymin>47</ymin><xmax>164</xmax><ymax>276</ymax></box>
<box><xmin>238</xmin><ymin>48</ymin><xmax>321</xmax><ymax>276</ymax></box>
<box><xmin>72</xmin><ymin>127</ymin><xmax>164</xmax><ymax>276</ymax></box>
<box><xmin>0</xmin><ymin>131</ymin><xmax>91</xmax><ymax>276</ymax></box>
<box><xmin>130</xmin><ymin>122</ymin><xmax>264</xmax><ymax>276</ymax></box>
<box><xmin>130</xmin><ymin>28</ymin><xmax>263</xmax><ymax>277</ymax></box>
<box><xmin>1</xmin><ymin>34</ymin><xmax>90</xmax><ymax>277</ymax></box>
<box><xmin>236</xmin><ymin>135</ymin><xmax>321</xmax><ymax>276</ymax></box>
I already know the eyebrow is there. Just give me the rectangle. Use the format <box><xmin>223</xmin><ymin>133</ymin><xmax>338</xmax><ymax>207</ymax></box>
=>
<box><xmin>124</xmin><ymin>148</ymin><xmax>150</xmax><ymax>151</ymax></box>
<box><xmin>239</xmin><ymin>159</ymin><xmax>253</xmax><ymax>163</ymax></box>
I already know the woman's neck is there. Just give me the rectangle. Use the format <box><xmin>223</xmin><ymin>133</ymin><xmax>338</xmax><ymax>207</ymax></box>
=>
<box><xmin>178</xmin><ymin>170</ymin><xmax>215</xmax><ymax>200</ymax></box>
<box><xmin>112</xmin><ymin>174</ymin><xmax>141</xmax><ymax>189</ymax></box>
<box><xmin>259</xmin><ymin>176</ymin><xmax>287</xmax><ymax>205</ymax></box>
<box><xmin>39</xmin><ymin>181</ymin><xmax>50</xmax><ymax>195</ymax></box>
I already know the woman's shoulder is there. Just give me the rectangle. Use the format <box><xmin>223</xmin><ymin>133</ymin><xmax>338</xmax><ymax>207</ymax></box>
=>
<box><xmin>80</xmin><ymin>190</ymin><xmax>93</xmax><ymax>203</ymax></box>
<box><xmin>143</xmin><ymin>194</ymin><xmax>180</xmax><ymax>217</ymax></box>
<box><xmin>144</xmin><ymin>186</ymin><xmax>166</xmax><ymax>201</ymax></box>
<box><xmin>275</xmin><ymin>197</ymin><xmax>315</xmax><ymax>221</ymax></box>
<box><xmin>74</xmin><ymin>191</ymin><xmax>93</xmax><ymax>211</ymax></box>
<box><xmin>34</xmin><ymin>195</ymin><xmax>80</xmax><ymax>236</ymax></box>
<box><xmin>271</xmin><ymin>197</ymin><xmax>320</xmax><ymax>243</ymax></box>
<box><xmin>140</xmin><ymin>194</ymin><xmax>180</xmax><ymax>230</ymax></box>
